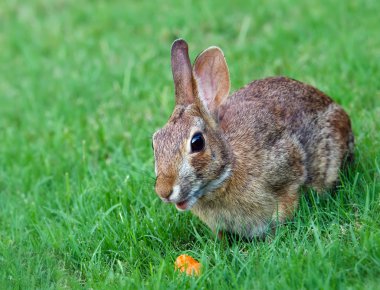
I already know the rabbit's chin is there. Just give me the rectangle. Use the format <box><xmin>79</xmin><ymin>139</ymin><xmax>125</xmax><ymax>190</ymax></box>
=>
<box><xmin>175</xmin><ymin>195</ymin><xmax>199</xmax><ymax>211</ymax></box>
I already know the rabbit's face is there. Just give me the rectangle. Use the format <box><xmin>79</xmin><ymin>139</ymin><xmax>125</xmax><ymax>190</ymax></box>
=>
<box><xmin>153</xmin><ymin>104</ymin><xmax>231</xmax><ymax>211</ymax></box>
<box><xmin>152</xmin><ymin>39</ymin><xmax>232</xmax><ymax>211</ymax></box>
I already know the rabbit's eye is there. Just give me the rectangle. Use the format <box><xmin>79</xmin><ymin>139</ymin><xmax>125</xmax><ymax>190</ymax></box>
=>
<box><xmin>191</xmin><ymin>132</ymin><xmax>205</xmax><ymax>153</ymax></box>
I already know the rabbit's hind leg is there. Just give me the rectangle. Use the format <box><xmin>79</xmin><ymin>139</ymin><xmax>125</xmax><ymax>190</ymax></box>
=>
<box><xmin>308</xmin><ymin>104</ymin><xmax>354</xmax><ymax>192</ymax></box>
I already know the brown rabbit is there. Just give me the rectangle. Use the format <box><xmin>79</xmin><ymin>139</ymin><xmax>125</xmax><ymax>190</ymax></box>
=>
<box><xmin>152</xmin><ymin>39</ymin><xmax>354</xmax><ymax>238</ymax></box>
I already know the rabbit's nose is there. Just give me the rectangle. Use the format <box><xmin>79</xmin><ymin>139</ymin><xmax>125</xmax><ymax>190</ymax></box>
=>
<box><xmin>160</xmin><ymin>195</ymin><xmax>172</xmax><ymax>203</ymax></box>
<box><xmin>155</xmin><ymin>177</ymin><xmax>174</xmax><ymax>199</ymax></box>
<box><xmin>157</xmin><ymin>188</ymin><xmax>172</xmax><ymax>200</ymax></box>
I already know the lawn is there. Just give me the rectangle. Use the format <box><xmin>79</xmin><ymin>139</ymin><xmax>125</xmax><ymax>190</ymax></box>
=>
<box><xmin>0</xmin><ymin>0</ymin><xmax>379</xmax><ymax>289</ymax></box>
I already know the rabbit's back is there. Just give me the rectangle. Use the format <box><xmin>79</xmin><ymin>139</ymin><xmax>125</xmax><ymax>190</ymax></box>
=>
<box><xmin>218</xmin><ymin>76</ymin><xmax>354</xmax><ymax>192</ymax></box>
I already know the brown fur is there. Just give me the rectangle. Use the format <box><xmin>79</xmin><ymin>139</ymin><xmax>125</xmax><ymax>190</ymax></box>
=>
<box><xmin>152</xmin><ymin>39</ymin><xmax>354</xmax><ymax>239</ymax></box>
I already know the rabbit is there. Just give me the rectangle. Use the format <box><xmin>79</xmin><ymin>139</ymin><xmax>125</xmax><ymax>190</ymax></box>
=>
<box><xmin>152</xmin><ymin>39</ymin><xmax>354</xmax><ymax>239</ymax></box>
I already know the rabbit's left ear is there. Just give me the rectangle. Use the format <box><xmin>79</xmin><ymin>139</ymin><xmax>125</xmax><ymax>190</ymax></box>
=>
<box><xmin>192</xmin><ymin>47</ymin><xmax>230</xmax><ymax>116</ymax></box>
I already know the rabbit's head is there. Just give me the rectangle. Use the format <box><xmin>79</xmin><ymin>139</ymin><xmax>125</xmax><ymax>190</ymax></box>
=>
<box><xmin>152</xmin><ymin>39</ymin><xmax>233</xmax><ymax>211</ymax></box>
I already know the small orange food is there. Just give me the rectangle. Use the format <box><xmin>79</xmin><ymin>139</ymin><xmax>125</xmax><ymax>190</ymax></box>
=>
<box><xmin>175</xmin><ymin>254</ymin><xmax>202</xmax><ymax>276</ymax></box>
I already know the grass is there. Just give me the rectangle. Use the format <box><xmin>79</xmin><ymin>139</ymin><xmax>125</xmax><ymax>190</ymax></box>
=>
<box><xmin>0</xmin><ymin>0</ymin><xmax>379</xmax><ymax>288</ymax></box>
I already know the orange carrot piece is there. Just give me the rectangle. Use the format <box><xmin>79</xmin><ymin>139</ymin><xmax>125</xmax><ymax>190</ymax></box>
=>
<box><xmin>175</xmin><ymin>254</ymin><xmax>202</xmax><ymax>276</ymax></box>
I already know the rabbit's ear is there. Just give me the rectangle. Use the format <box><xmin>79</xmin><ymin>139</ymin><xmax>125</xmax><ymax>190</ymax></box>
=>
<box><xmin>193</xmin><ymin>47</ymin><xmax>230</xmax><ymax>116</ymax></box>
<box><xmin>171</xmin><ymin>39</ymin><xmax>194</xmax><ymax>106</ymax></box>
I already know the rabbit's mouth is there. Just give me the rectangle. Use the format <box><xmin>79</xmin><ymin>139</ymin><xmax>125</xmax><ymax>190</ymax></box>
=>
<box><xmin>175</xmin><ymin>199</ymin><xmax>191</xmax><ymax>211</ymax></box>
<box><xmin>174</xmin><ymin>187</ymin><xmax>205</xmax><ymax>211</ymax></box>
<box><xmin>175</xmin><ymin>194</ymin><xmax>200</xmax><ymax>211</ymax></box>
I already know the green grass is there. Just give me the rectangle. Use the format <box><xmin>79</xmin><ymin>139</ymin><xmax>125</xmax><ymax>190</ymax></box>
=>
<box><xmin>1</xmin><ymin>0</ymin><xmax>379</xmax><ymax>289</ymax></box>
